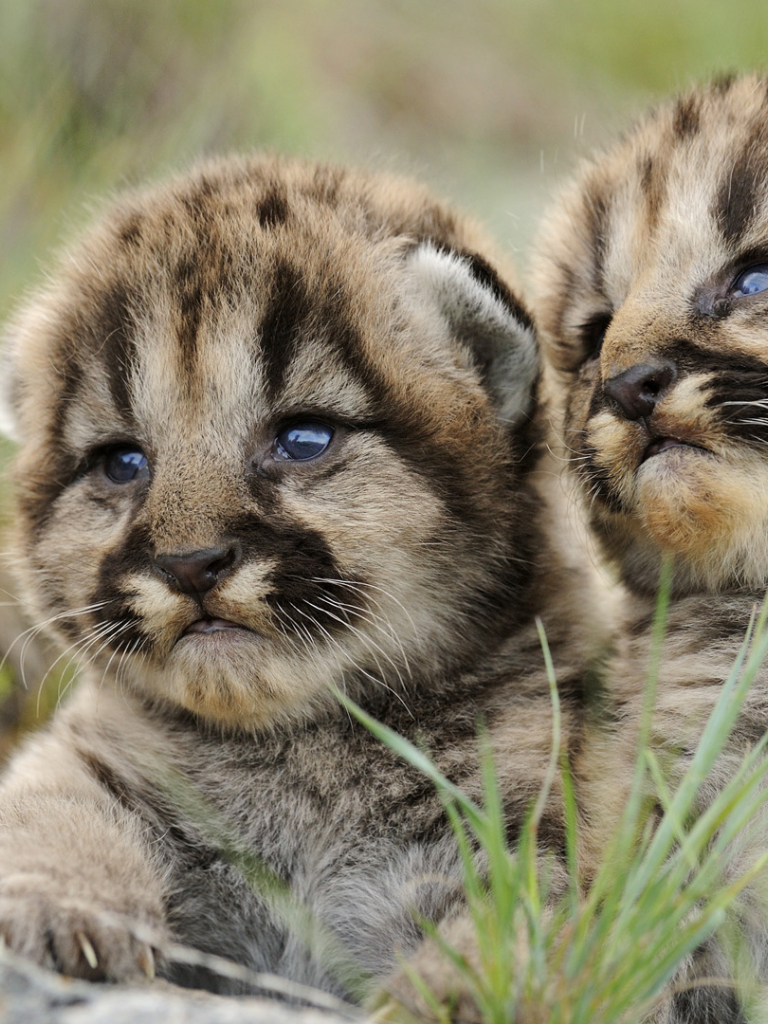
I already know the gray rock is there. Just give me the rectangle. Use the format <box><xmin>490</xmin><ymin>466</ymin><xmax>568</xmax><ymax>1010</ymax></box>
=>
<box><xmin>0</xmin><ymin>949</ymin><xmax>359</xmax><ymax>1024</ymax></box>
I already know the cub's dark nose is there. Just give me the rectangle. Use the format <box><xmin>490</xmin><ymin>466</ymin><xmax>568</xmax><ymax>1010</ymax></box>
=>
<box><xmin>154</xmin><ymin>544</ymin><xmax>241</xmax><ymax>598</ymax></box>
<box><xmin>603</xmin><ymin>361</ymin><xmax>676</xmax><ymax>421</ymax></box>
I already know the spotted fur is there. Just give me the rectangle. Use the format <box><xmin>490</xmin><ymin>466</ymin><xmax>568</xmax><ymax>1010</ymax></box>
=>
<box><xmin>533</xmin><ymin>75</ymin><xmax>768</xmax><ymax>1021</ymax></box>
<box><xmin>0</xmin><ymin>155</ymin><xmax>605</xmax><ymax>1004</ymax></box>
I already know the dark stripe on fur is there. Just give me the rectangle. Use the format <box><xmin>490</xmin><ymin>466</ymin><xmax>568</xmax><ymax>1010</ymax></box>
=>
<box><xmin>76</xmin><ymin>748</ymin><xmax>219</xmax><ymax>871</ymax></box>
<box><xmin>175</xmin><ymin>256</ymin><xmax>204</xmax><ymax>372</ymax></box>
<box><xmin>93</xmin><ymin>282</ymin><xmax>139</xmax><ymax>424</ymax></box>
<box><xmin>638</xmin><ymin>153</ymin><xmax>667</xmax><ymax>233</ymax></box>
<box><xmin>578</xmin><ymin>313</ymin><xmax>612</xmax><ymax>362</ymax></box>
<box><xmin>318</xmin><ymin>276</ymin><xmax>392</xmax><ymax>410</ymax></box>
<box><xmin>711</xmin><ymin>73</ymin><xmax>738</xmax><ymax>96</ymax></box>
<box><xmin>117</xmin><ymin>212</ymin><xmax>144</xmax><ymax>249</ymax></box>
<box><xmin>661</xmin><ymin>338</ymin><xmax>768</xmax><ymax>379</ymax></box>
<box><xmin>242</xmin><ymin>520</ymin><xmax>368</xmax><ymax>641</ymax></box>
<box><xmin>713</xmin><ymin>127</ymin><xmax>768</xmax><ymax>248</ymax></box>
<box><xmin>687</xmin><ymin>337</ymin><xmax>768</xmax><ymax>445</ymax></box>
<box><xmin>583</xmin><ymin>182</ymin><xmax>610</xmax><ymax>295</ymax></box>
<box><xmin>672</xmin><ymin>95</ymin><xmax>701</xmax><ymax>139</ymax></box>
<box><xmin>174</xmin><ymin>178</ymin><xmax>222</xmax><ymax>371</ymax></box>
<box><xmin>258</xmin><ymin>258</ymin><xmax>312</xmax><ymax>403</ymax></box>
<box><xmin>19</xmin><ymin>328</ymin><xmax>85</xmax><ymax>532</ymax></box>
<box><xmin>460</xmin><ymin>251</ymin><xmax>536</xmax><ymax>335</ymax></box>
<box><xmin>672</xmin><ymin>984</ymin><xmax>746</xmax><ymax>1024</ymax></box>
<box><xmin>256</xmin><ymin>185</ymin><xmax>290</xmax><ymax>228</ymax></box>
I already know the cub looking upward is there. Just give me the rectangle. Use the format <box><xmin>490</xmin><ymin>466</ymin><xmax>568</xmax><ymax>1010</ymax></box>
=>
<box><xmin>533</xmin><ymin>75</ymin><xmax>768</xmax><ymax>1021</ymax></box>
<box><xmin>0</xmin><ymin>155</ymin><xmax>603</xmax><ymax>1005</ymax></box>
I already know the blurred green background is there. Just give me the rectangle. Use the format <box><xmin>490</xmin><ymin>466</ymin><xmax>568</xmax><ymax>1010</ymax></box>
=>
<box><xmin>0</xmin><ymin>0</ymin><xmax>767</xmax><ymax>752</ymax></box>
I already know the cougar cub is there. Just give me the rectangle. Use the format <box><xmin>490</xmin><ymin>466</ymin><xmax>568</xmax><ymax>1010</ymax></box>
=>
<box><xmin>0</xmin><ymin>154</ymin><xmax>601</xmax><ymax>1006</ymax></box>
<box><xmin>534</xmin><ymin>75</ymin><xmax>768</xmax><ymax>1021</ymax></box>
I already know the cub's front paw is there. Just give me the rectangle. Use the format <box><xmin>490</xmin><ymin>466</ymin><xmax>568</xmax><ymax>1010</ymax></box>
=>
<box><xmin>0</xmin><ymin>890</ymin><xmax>162</xmax><ymax>983</ymax></box>
<box><xmin>373</xmin><ymin>916</ymin><xmax>483</xmax><ymax>1024</ymax></box>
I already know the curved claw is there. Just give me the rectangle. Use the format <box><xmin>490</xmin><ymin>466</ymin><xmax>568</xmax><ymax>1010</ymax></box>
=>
<box><xmin>138</xmin><ymin>943</ymin><xmax>155</xmax><ymax>980</ymax></box>
<box><xmin>75</xmin><ymin>930</ymin><xmax>98</xmax><ymax>970</ymax></box>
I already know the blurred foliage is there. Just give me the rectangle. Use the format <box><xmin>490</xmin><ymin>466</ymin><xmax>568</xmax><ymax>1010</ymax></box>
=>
<box><xmin>0</xmin><ymin>0</ymin><xmax>768</xmax><ymax>744</ymax></box>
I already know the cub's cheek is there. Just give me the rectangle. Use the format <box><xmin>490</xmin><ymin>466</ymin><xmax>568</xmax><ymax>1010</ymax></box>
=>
<box><xmin>30</xmin><ymin>531</ymin><xmax>115</xmax><ymax>611</ymax></box>
<box><xmin>582</xmin><ymin>414</ymin><xmax>643</xmax><ymax>500</ymax></box>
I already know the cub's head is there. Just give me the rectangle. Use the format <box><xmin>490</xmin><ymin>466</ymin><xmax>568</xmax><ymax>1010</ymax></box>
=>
<box><xmin>2</xmin><ymin>155</ymin><xmax>539</xmax><ymax>728</ymax></box>
<box><xmin>533</xmin><ymin>75</ymin><xmax>768</xmax><ymax>595</ymax></box>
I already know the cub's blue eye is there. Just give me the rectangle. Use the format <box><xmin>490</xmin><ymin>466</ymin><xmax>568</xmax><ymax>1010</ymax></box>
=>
<box><xmin>274</xmin><ymin>423</ymin><xmax>334</xmax><ymax>461</ymax></box>
<box><xmin>732</xmin><ymin>264</ymin><xmax>768</xmax><ymax>297</ymax></box>
<box><xmin>104</xmin><ymin>446</ymin><xmax>149</xmax><ymax>484</ymax></box>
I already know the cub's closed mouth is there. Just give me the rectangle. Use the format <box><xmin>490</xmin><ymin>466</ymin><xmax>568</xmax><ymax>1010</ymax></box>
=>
<box><xmin>183</xmin><ymin>618</ymin><xmax>248</xmax><ymax>636</ymax></box>
<box><xmin>642</xmin><ymin>437</ymin><xmax>709</xmax><ymax>462</ymax></box>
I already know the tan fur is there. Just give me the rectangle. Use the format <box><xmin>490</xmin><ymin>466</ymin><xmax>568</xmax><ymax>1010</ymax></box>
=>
<box><xmin>0</xmin><ymin>154</ymin><xmax>605</xmax><ymax>1007</ymax></box>
<box><xmin>533</xmin><ymin>75</ymin><xmax>768</xmax><ymax>1021</ymax></box>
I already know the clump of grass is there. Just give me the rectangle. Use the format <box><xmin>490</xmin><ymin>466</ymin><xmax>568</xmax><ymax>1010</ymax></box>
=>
<box><xmin>345</xmin><ymin>572</ymin><xmax>768</xmax><ymax>1023</ymax></box>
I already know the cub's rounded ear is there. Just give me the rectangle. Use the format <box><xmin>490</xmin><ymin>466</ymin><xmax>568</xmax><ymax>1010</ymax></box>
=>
<box><xmin>407</xmin><ymin>242</ymin><xmax>539</xmax><ymax>428</ymax></box>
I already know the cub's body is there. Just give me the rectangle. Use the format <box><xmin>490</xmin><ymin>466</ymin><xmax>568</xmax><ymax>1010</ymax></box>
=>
<box><xmin>6</xmin><ymin>602</ymin><xmax>576</xmax><ymax>998</ymax></box>
<box><xmin>534</xmin><ymin>75</ymin><xmax>768</xmax><ymax>1021</ymax></box>
<box><xmin>0</xmin><ymin>155</ymin><xmax>602</xmax><ymax>1004</ymax></box>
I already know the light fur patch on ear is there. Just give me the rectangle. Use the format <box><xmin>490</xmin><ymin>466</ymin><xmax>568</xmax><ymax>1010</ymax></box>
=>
<box><xmin>408</xmin><ymin>242</ymin><xmax>538</xmax><ymax>427</ymax></box>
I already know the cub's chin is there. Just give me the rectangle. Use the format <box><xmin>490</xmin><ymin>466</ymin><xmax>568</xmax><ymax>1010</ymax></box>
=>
<box><xmin>623</xmin><ymin>448</ymin><xmax>768</xmax><ymax>591</ymax></box>
<box><xmin>119</xmin><ymin>632</ymin><xmax>340</xmax><ymax>731</ymax></box>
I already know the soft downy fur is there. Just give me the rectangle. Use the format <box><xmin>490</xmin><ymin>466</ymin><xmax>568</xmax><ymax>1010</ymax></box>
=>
<box><xmin>0</xmin><ymin>154</ymin><xmax>606</xmax><ymax>1010</ymax></box>
<box><xmin>532</xmin><ymin>74</ymin><xmax>768</xmax><ymax>1021</ymax></box>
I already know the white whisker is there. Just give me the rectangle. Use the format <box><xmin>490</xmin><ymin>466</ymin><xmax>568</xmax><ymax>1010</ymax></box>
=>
<box><xmin>289</xmin><ymin>604</ymin><xmax>414</xmax><ymax>716</ymax></box>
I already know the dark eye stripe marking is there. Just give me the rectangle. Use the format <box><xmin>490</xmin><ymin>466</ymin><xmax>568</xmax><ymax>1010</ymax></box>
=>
<box><xmin>259</xmin><ymin>260</ymin><xmax>395</xmax><ymax>414</ymax></box>
<box><xmin>260</xmin><ymin>524</ymin><xmax>367</xmax><ymax>641</ymax></box>
<box><xmin>321</xmin><ymin>279</ymin><xmax>392</xmax><ymax>410</ymax></box>
<box><xmin>705</xmin><ymin>368</ymin><xmax>768</xmax><ymax>446</ymax></box>
<box><xmin>662</xmin><ymin>338</ymin><xmax>768</xmax><ymax>378</ymax></box>
<box><xmin>260</xmin><ymin>258</ymin><xmax>522</xmax><ymax>534</ymax></box>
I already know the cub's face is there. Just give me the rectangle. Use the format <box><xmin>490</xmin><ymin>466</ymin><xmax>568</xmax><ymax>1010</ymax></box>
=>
<box><xmin>3</xmin><ymin>156</ymin><xmax>538</xmax><ymax>728</ymax></box>
<box><xmin>533</xmin><ymin>75</ymin><xmax>768</xmax><ymax>594</ymax></box>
